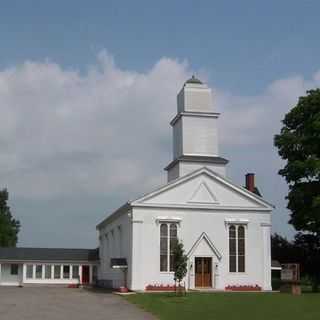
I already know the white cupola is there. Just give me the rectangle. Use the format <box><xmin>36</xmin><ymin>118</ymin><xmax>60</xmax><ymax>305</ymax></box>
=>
<box><xmin>165</xmin><ymin>76</ymin><xmax>228</xmax><ymax>182</ymax></box>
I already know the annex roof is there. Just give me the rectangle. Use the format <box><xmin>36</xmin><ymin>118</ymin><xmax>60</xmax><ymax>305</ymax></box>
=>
<box><xmin>0</xmin><ymin>247</ymin><xmax>99</xmax><ymax>262</ymax></box>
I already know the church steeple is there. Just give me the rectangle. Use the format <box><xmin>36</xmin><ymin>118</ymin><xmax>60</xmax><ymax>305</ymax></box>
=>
<box><xmin>165</xmin><ymin>77</ymin><xmax>228</xmax><ymax>182</ymax></box>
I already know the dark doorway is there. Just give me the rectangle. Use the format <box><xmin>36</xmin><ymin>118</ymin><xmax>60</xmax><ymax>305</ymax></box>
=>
<box><xmin>82</xmin><ymin>265</ymin><xmax>90</xmax><ymax>284</ymax></box>
<box><xmin>195</xmin><ymin>257</ymin><xmax>212</xmax><ymax>288</ymax></box>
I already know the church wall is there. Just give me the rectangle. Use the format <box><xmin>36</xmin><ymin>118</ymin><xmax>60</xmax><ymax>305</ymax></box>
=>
<box><xmin>182</xmin><ymin>87</ymin><xmax>214</xmax><ymax>113</ymax></box>
<box><xmin>97</xmin><ymin>209</ymin><xmax>132</xmax><ymax>289</ymax></box>
<box><xmin>172</xmin><ymin>117</ymin><xmax>183</xmax><ymax>159</ymax></box>
<box><xmin>177</xmin><ymin>88</ymin><xmax>184</xmax><ymax>114</ymax></box>
<box><xmin>180</xmin><ymin>162</ymin><xmax>227</xmax><ymax>177</ymax></box>
<box><xmin>167</xmin><ymin>163</ymin><xmax>180</xmax><ymax>182</ymax></box>
<box><xmin>167</xmin><ymin>163</ymin><xmax>227</xmax><ymax>182</ymax></box>
<box><xmin>182</xmin><ymin>116</ymin><xmax>219</xmax><ymax>156</ymax></box>
<box><xmin>130</xmin><ymin>206</ymin><xmax>271</xmax><ymax>291</ymax></box>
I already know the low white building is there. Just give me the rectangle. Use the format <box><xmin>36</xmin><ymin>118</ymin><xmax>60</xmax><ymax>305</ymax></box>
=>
<box><xmin>0</xmin><ymin>247</ymin><xmax>98</xmax><ymax>286</ymax></box>
<box><xmin>97</xmin><ymin>76</ymin><xmax>274</xmax><ymax>291</ymax></box>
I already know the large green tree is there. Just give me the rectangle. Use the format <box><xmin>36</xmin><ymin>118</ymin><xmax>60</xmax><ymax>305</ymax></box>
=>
<box><xmin>274</xmin><ymin>89</ymin><xmax>320</xmax><ymax>291</ymax></box>
<box><xmin>275</xmin><ymin>89</ymin><xmax>320</xmax><ymax>233</ymax></box>
<box><xmin>0</xmin><ymin>189</ymin><xmax>20</xmax><ymax>246</ymax></box>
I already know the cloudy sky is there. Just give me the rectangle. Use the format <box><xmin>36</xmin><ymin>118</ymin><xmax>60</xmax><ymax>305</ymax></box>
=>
<box><xmin>1</xmin><ymin>1</ymin><xmax>319</xmax><ymax>248</ymax></box>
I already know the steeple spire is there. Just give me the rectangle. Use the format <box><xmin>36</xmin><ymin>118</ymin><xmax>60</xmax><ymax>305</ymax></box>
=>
<box><xmin>165</xmin><ymin>77</ymin><xmax>228</xmax><ymax>182</ymax></box>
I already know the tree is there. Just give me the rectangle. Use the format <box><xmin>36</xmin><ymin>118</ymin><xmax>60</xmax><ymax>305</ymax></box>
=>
<box><xmin>274</xmin><ymin>89</ymin><xmax>320</xmax><ymax>291</ymax></box>
<box><xmin>271</xmin><ymin>233</ymin><xmax>299</xmax><ymax>264</ymax></box>
<box><xmin>271</xmin><ymin>233</ymin><xmax>320</xmax><ymax>290</ymax></box>
<box><xmin>172</xmin><ymin>239</ymin><xmax>188</xmax><ymax>292</ymax></box>
<box><xmin>274</xmin><ymin>89</ymin><xmax>320</xmax><ymax>234</ymax></box>
<box><xmin>0</xmin><ymin>189</ymin><xmax>20</xmax><ymax>246</ymax></box>
<box><xmin>294</xmin><ymin>233</ymin><xmax>320</xmax><ymax>292</ymax></box>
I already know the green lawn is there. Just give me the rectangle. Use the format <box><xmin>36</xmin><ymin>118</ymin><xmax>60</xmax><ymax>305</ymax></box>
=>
<box><xmin>125</xmin><ymin>292</ymin><xmax>320</xmax><ymax>320</ymax></box>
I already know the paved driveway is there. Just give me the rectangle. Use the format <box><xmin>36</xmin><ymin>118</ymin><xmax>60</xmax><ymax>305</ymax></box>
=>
<box><xmin>0</xmin><ymin>287</ymin><xmax>155</xmax><ymax>320</ymax></box>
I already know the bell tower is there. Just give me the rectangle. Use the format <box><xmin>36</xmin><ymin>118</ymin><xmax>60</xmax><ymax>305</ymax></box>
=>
<box><xmin>165</xmin><ymin>76</ymin><xmax>228</xmax><ymax>182</ymax></box>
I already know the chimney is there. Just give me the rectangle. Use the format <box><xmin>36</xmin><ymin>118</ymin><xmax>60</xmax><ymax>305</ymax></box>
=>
<box><xmin>245</xmin><ymin>173</ymin><xmax>255</xmax><ymax>193</ymax></box>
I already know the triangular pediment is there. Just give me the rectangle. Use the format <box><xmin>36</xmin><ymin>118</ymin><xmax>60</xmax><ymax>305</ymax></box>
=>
<box><xmin>132</xmin><ymin>167</ymin><xmax>273</xmax><ymax>211</ymax></box>
<box><xmin>189</xmin><ymin>182</ymin><xmax>218</xmax><ymax>204</ymax></box>
<box><xmin>187</xmin><ymin>232</ymin><xmax>222</xmax><ymax>259</ymax></box>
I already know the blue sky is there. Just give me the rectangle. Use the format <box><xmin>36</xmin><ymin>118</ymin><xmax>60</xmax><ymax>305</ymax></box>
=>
<box><xmin>1</xmin><ymin>0</ymin><xmax>319</xmax><ymax>94</ymax></box>
<box><xmin>0</xmin><ymin>1</ymin><xmax>319</xmax><ymax>247</ymax></box>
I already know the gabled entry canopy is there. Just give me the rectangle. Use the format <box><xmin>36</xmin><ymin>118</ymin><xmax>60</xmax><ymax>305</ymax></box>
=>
<box><xmin>187</xmin><ymin>232</ymin><xmax>222</xmax><ymax>260</ymax></box>
<box><xmin>132</xmin><ymin>167</ymin><xmax>274</xmax><ymax>211</ymax></box>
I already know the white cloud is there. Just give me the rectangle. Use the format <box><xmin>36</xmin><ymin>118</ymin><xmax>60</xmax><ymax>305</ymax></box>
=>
<box><xmin>1</xmin><ymin>52</ymin><xmax>320</xmax><ymax>245</ymax></box>
<box><xmin>0</xmin><ymin>52</ymin><xmax>190</xmax><ymax>199</ymax></box>
<box><xmin>217</xmin><ymin>72</ymin><xmax>320</xmax><ymax>148</ymax></box>
<box><xmin>0</xmin><ymin>52</ymin><xmax>319</xmax><ymax>202</ymax></box>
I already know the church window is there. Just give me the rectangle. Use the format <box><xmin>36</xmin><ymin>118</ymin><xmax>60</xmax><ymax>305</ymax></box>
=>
<box><xmin>229</xmin><ymin>226</ymin><xmax>237</xmax><ymax>272</ymax></box>
<box><xmin>238</xmin><ymin>226</ymin><xmax>245</xmax><ymax>272</ymax></box>
<box><xmin>169</xmin><ymin>224</ymin><xmax>178</xmax><ymax>271</ymax></box>
<box><xmin>229</xmin><ymin>225</ymin><xmax>245</xmax><ymax>272</ymax></box>
<box><xmin>160</xmin><ymin>223</ymin><xmax>178</xmax><ymax>272</ymax></box>
<box><xmin>160</xmin><ymin>224</ymin><xmax>168</xmax><ymax>271</ymax></box>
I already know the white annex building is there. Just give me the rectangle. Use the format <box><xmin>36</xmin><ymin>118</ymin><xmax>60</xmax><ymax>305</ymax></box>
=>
<box><xmin>97</xmin><ymin>76</ymin><xmax>274</xmax><ymax>291</ymax></box>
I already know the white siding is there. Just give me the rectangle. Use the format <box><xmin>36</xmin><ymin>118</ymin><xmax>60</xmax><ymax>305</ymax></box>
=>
<box><xmin>177</xmin><ymin>88</ymin><xmax>184</xmax><ymax>114</ymax></box>
<box><xmin>98</xmin><ymin>210</ymin><xmax>132</xmax><ymax>288</ymax></box>
<box><xmin>182</xmin><ymin>116</ymin><xmax>219</xmax><ymax>156</ymax></box>
<box><xmin>130</xmin><ymin>206</ymin><xmax>271</xmax><ymax>291</ymax></box>
<box><xmin>180</xmin><ymin>162</ymin><xmax>226</xmax><ymax>177</ymax></box>
<box><xmin>183</xmin><ymin>87</ymin><xmax>214</xmax><ymax>112</ymax></box>
<box><xmin>167</xmin><ymin>163</ymin><xmax>180</xmax><ymax>182</ymax></box>
<box><xmin>0</xmin><ymin>264</ymin><xmax>22</xmax><ymax>285</ymax></box>
<box><xmin>172</xmin><ymin>118</ymin><xmax>183</xmax><ymax>159</ymax></box>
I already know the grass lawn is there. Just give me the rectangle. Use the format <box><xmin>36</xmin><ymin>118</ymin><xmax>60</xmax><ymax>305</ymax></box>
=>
<box><xmin>125</xmin><ymin>292</ymin><xmax>320</xmax><ymax>320</ymax></box>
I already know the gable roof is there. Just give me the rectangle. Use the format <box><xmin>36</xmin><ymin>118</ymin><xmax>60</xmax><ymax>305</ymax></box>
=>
<box><xmin>96</xmin><ymin>167</ymin><xmax>274</xmax><ymax>229</ymax></box>
<box><xmin>0</xmin><ymin>247</ymin><xmax>99</xmax><ymax>262</ymax></box>
<box><xmin>132</xmin><ymin>167</ymin><xmax>274</xmax><ymax>210</ymax></box>
<box><xmin>187</xmin><ymin>232</ymin><xmax>222</xmax><ymax>260</ymax></box>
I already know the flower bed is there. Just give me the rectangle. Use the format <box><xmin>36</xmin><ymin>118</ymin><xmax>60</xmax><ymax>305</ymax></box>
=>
<box><xmin>145</xmin><ymin>284</ymin><xmax>176</xmax><ymax>291</ymax></box>
<box><xmin>225</xmin><ymin>284</ymin><xmax>262</xmax><ymax>291</ymax></box>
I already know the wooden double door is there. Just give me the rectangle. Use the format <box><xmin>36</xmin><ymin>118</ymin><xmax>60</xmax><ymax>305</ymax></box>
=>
<box><xmin>195</xmin><ymin>257</ymin><xmax>212</xmax><ymax>288</ymax></box>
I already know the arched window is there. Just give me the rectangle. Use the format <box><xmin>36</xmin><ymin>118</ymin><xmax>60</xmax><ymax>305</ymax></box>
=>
<box><xmin>160</xmin><ymin>224</ymin><xmax>168</xmax><ymax>272</ymax></box>
<box><xmin>238</xmin><ymin>226</ymin><xmax>245</xmax><ymax>272</ymax></box>
<box><xmin>229</xmin><ymin>225</ymin><xmax>245</xmax><ymax>273</ymax></box>
<box><xmin>229</xmin><ymin>225</ymin><xmax>237</xmax><ymax>272</ymax></box>
<box><xmin>169</xmin><ymin>224</ymin><xmax>178</xmax><ymax>271</ymax></box>
<box><xmin>160</xmin><ymin>223</ymin><xmax>178</xmax><ymax>272</ymax></box>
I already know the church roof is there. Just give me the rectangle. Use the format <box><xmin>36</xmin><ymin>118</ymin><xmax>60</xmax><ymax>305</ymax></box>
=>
<box><xmin>185</xmin><ymin>75</ymin><xmax>203</xmax><ymax>85</ymax></box>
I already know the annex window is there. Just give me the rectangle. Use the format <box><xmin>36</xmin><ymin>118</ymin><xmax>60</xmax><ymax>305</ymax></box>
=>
<box><xmin>35</xmin><ymin>264</ymin><xmax>42</xmax><ymax>279</ymax></box>
<box><xmin>10</xmin><ymin>264</ymin><xmax>19</xmax><ymax>275</ymax></box>
<box><xmin>26</xmin><ymin>265</ymin><xmax>33</xmax><ymax>279</ymax></box>
<box><xmin>229</xmin><ymin>225</ymin><xmax>246</xmax><ymax>273</ymax></box>
<box><xmin>45</xmin><ymin>265</ymin><xmax>52</xmax><ymax>279</ymax></box>
<box><xmin>54</xmin><ymin>265</ymin><xmax>61</xmax><ymax>279</ymax></box>
<box><xmin>72</xmin><ymin>265</ymin><xmax>79</xmax><ymax>279</ymax></box>
<box><xmin>63</xmin><ymin>265</ymin><xmax>70</xmax><ymax>279</ymax></box>
<box><xmin>160</xmin><ymin>223</ymin><xmax>178</xmax><ymax>272</ymax></box>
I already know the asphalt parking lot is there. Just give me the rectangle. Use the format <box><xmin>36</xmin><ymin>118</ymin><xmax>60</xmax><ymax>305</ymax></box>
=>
<box><xmin>0</xmin><ymin>286</ymin><xmax>155</xmax><ymax>320</ymax></box>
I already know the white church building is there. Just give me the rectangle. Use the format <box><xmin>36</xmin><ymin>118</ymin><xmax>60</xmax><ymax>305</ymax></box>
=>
<box><xmin>96</xmin><ymin>76</ymin><xmax>274</xmax><ymax>291</ymax></box>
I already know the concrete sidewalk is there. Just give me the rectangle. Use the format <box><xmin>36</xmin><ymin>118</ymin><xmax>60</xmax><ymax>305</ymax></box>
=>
<box><xmin>0</xmin><ymin>286</ymin><xmax>155</xmax><ymax>320</ymax></box>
